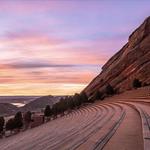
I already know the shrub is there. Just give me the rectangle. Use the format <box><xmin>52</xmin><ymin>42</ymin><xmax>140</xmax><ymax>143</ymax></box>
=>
<box><xmin>143</xmin><ymin>82</ymin><xmax>149</xmax><ymax>87</ymax></box>
<box><xmin>73</xmin><ymin>93</ymin><xmax>82</xmax><ymax>107</ymax></box>
<box><xmin>14</xmin><ymin>111</ymin><xmax>23</xmax><ymax>129</ymax></box>
<box><xmin>0</xmin><ymin>116</ymin><xmax>5</xmax><ymax>134</ymax></box>
<box><xmin>24</xmin><ymin>111</ymin><xmax>32</xmax><ymax>129</ymax></box>
<box><xmin>88</xmin><ymin>97</ymin><xmax>95</xmax><ymax>103</ymax></box>
<box><xmin>52</xmin><ymin>103</ymin><xmax>58</xmax><ymax>118</ymax></box>
<box><xmin>6</xmin><ymin>118</ymin><xmax>15</xmax><ymax>131</ymax></box>
<box><xmin>94</xmin><ymin>91</ymin><xmax>104</xmax><ymax>100</ymax></box>
<box><xmin>44</xmin><ymin>105</ymin><xmax>52</xmax><ymax>117</ymax></box>
<box><xmin>106</xmin><ymin>84</ymin><xmax>115</xmax><ymax>95</ymax></box>
<box><xmin>59</xmin><ymin>98</ymin><xmax>68</xmax><ymax>114</ymax></box>
<box><xmin>67</xmin><ymin>96</ymin><xmax>76</xmax><ymax>110</ymax></box>
<box><xmin>133</xmin><ymin>78</ymin><xmax>142</xmax><ymax>88</ymax></box>
<box><xmin>80</xmin><ymin>92</ymin><xmax>88</xmax><ymax>103</ymax></box>
<box><xmin>24</xmin><ymin>111</ymin><xmax>32</xmax><ymax>123</ymax></box>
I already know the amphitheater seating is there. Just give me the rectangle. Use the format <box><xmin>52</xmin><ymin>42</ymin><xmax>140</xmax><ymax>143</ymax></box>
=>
<box><xmin>0</xmin><ymin>86</ymin><xmax>150</xmax><ymax>150</ymax></box>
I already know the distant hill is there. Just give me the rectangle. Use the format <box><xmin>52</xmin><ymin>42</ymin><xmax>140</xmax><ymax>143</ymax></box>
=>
<box><xmin>0</xmin><ymin>96</ymin><xmax>40</xmax><ymax>104</ymax></box>
<box><xmin>84</xmin><ymin>16</ymin><xmax>150</xmax><ymax>96</ymax></box>
<box><xmin>21</xmin><ymin>95</ymin><xmax>60</xmax><ymax>112</ymax></box>
<box><xmin>0</xmin><ymin>103</ymin><xmax>18</xmax><ymax>116</ymax></box>
<box><xmin>0</xmin><ymin>95</ymin><xmax>60</xmax><ymax>115</ymax></box>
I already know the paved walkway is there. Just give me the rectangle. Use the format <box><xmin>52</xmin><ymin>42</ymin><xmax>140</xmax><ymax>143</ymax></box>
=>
<box><xmin>103</xmin><ymin>104</ymin><xmax>144</xmax><ymax>150</ymax></box>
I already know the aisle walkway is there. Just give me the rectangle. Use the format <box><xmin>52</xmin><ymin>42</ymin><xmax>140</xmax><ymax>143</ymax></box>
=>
<box><xmin>103</xmin><ymin>104</ymin><xmax>144</xmax><ymax>150</ymax></box>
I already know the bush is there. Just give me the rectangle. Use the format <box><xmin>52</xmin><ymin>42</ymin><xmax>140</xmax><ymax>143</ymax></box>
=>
<box><xmin>0</xmin><ymin>116</ymin><xmax>5</xmax><ymax>134</ymax></box>
<box><xmin>80</xmin><ymin>92</ymin><xmax>88</xmax><ymax>103</ymax></box>
<box><xmin>6</xmin><ymin>112</ymin><xmax>23</xmax><ymax>132</ymax></box>
<box><xmin>24</xmin><ymin>111</ymin><xmax>32</xmax><ymax>129</ymax></box>
<box><xmin>133</xmin><ymin>78</ymin><xmax>142</xmax><ymax>88</ymax></box>
<box><xmin>88</xmin><ymin>97</ymin><xmax>95</xmax><ymax>103</ymax></box>
<box><xmin>14</xmin><ymin>111</ymin><xmax>23</xmax><ymax>129</ymax></box>
<box><xmin>67</xmin><ymin>96</ymin><xmax>76</xmax><ymax>110</ymax></box>
<box><xmin>73</xmin><ymin>93</ymin><xmax>82</xmax><ymax>107</ymax></box>
<box><xmin>6</xmin><ymin>118</ymin><xmax>15</xmax><ymax>131</ymax></box>
<box><xmin>44</xmin><ymin>105</ymin><xmax>52</xmax><ymax>117</ymax></box>
<box><xmin>58</xmin><ymin>98</ymin><xmax>68</xmax><ymax>114</ymax></box>
<box><xmin>94</xmin><ymin>91</ymin><xmax>104</xmax><ymax>100</ymax></box>
<box><xmin>106</xmin><ymin>84</ymin><xmax>115</xmax><ymax>95</ymax></box>
<box><xmin>52</xmin><ymin>103</ymin><xmax>58</xmax><ymax>118</ymax></box>
<box><xmin>24</xmin><ymin>111</ymin><xmax>32</xmax><ymax>123</ymax></box>
<box><xmin>143</xmin><ymin>82</ymin><xmax>149</xmax><ymax>87</ymax></box>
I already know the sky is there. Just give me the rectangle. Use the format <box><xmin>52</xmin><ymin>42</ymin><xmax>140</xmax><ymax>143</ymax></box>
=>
<box><xmin>0</xmin><ymin>0</ymin><xmax>149</xmax><ymax>96</ymax></box>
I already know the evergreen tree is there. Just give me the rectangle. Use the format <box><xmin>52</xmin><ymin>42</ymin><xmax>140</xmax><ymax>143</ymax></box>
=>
<box><xmin>80</xmin><ymin>92</ymin><xmax>88</xmax><ymax>103</ymax></box>
<box><xmin>14</xmin><ymin>111</ymin><xmax>23</xmax><ymax>129</ymax></box>
<box><xmin>94</xmin><ymin>91</ymin><xmax>103</xmax><ymax>100</ymax></box>
<box><xmin>133</xmin><ymin>78</ymin><xmax>142</xmax><ymax>88</ymax></box>
<box><xmin>24</xmin><ymin>111</ymin><xmax>32</xmax><ymax>129</ymax></box>
<box><xmin>68</xmin><ymin>96</ymin><xmax>76</xmax><ymax>110</ymax></box>
<box><xmin>88</xmin><ymin>97</ymin><xmax>95</xmax><ymax>103</ymax></box>
<box><xmin>0</xmin><ymin>116</ymin><xmax>5</xmax><ymax>134</ymax></box>
<box><xmin>52</xmin><ymin>103</ymin><xmax>58</xmax><ymax>118</ymax></box>
<box><xmin>73</xmin><ymin>93</ymin><xmax>81</xmax><ymax>107</ymax></box>
<box><xmin>106</xmin><ymin>84</ymin><xmax>114</xmax><ymax>95</ymax></box>
<box><xmin>44</xmin><ymin>105</ymin><xmax>52</xmax><ymax>117</ymax></box>
<box><xmin>6</xmin><ymin>118</ymin><xmax>15</xmax><ymax>132</ymax></box>
<box><xmin>24</xmin><ymin>111</ymin><xmax>32</xmax><ymax>123</ymax></box>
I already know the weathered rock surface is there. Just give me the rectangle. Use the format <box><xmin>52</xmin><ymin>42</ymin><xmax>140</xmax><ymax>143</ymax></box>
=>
<box><xmin>84</xmin><ymin>16</ymin><xmax>150</xmax><ymax>96</ymax></box>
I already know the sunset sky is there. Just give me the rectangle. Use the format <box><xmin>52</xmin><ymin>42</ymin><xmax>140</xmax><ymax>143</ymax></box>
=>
<box><xmin>0</xmin><ymin>0</ymin><xmax>150</xmax><ymax>96</ymax></box>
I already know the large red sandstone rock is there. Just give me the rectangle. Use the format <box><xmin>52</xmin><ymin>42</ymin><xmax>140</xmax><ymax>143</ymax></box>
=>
<box><xmin>84</xmin><ymin>16</ymin><xmax>150</xmax><ymax>96</ymax></box>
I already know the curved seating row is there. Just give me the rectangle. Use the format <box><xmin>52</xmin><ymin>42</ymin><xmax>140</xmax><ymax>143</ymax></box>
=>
<box><xmin>116</xmin><ymin>101</ymin><xmax>150</xmax><ymax>150</ymax></box>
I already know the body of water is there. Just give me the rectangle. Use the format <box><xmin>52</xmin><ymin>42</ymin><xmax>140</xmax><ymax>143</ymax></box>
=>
<box><xmin>11</xmin><ymin>102</ymin><xmax>25</xmax><ymax>107</ymax></box>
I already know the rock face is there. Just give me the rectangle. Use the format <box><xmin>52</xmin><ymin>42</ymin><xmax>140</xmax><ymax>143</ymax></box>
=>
<box><xmin>84</xmin><ymin>16</ymin><xmax>150</xmax><ymax>96</ymax></box>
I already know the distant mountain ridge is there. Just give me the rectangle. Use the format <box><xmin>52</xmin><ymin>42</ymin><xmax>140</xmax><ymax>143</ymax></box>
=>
<box><xmin>21</xmin><ymin>95</ymin><xmax>60</xmax><ymax>111</ymax></box>
<box><xmin>0</xmin><ymin>96</ymin><xmax>40</xmax><ymax>104</ymax></box>
<box><xmin>0</xmin><ymin>103</ymin><xmax>18</xmax><ymax>116</ymax></box>
<box><xmin>84</xmin><ymin>16</ymin><xmax>150</xmax><ymax>96</ymax></box>
<box><xmin>0</xmin><ymin>95</ymin><xmax>60</xmax><ymax>115</ymax></box>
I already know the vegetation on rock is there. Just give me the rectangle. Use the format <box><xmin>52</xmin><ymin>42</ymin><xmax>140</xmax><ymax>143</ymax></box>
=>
<box><xmin>133</xmin><ymin>78</ymin><xmax>142</xmax><ymax>89</ymax></box>
<box><xmin>0</xmin><ymin>117</ymin><xmax>5</xmax><ymax>134</ymax></box>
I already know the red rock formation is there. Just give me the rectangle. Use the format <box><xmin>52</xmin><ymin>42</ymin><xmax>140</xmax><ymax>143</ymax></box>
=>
<box><xmin>84</xmin><ymin>16</ymin><xmax>150</xmax><ymax>96</ymax></box>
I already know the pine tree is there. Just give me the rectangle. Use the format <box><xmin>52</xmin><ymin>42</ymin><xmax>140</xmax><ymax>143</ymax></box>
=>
<box><xmin>0</xmin><ymin>116</ymin><xmax>5</xmax><ymax>134</ymax></box>
<box><xmin>24</xmin><ymin>111</ymin><xmax>32</xmax><ymax>129</ymax></box>
<box><xmin>133</xmin><ymin>78</ymin><xmax>142</xmax><ymax>88</ymax></box>
<box><xmin>24</xmin><ymin>111</ymin><xmax>32</xmax><ymax>123</ymax></box>
<box><xmin>6</xmin><ymin>118</ymin><xmax>15</xmax><ymax>132</ymax></box>
<box><xmin>14</xmin><ymin>111</ymin><xmax>23</xmax><ymax>129</ymax></box>
<box><xmin>44</xmin><ymin>105</ymin><xmax>52</xmax><ymax>118</ymax></box>
<box><xmin>106</xmin><ymin>84</ymin><xmax>114</xmax><ymax>95</ymax></box>
<box><xmin>94</xmin><ymin>91</ymin><xmax>103</xmax><ymax>100</ymax></box>
<box><xmin>80</xmin><ymin>92</ymin><xmax>88</xmax><ymax>103</ymax></box>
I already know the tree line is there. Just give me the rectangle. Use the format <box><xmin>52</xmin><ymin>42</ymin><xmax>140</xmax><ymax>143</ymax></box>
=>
<box><xmin>0</xmin><ymin>84</ymin><xmax>115</xmax><ymax>136</ymax></box>
<box><xmin>44</xmin><ymin>92</ymin><xmax>89</xmax><ymax>120</ymax></box>
<box><xmin>0</xmin><ymin>78</ymin><xmax>149</xmax><ymax>137</ymax></box>
<box><xmin>15</xmin><ymin>79</ymin><xmax>149</xmax><ymax>125</ymax></box>
<box><xmin>0</xmin><ymin>111</ymin><xmax>32</xmax><ymax>137</ymax></box>
<box><xmin>44</xmin><ymin>84</ymin><xmax>116</xmax><ymax>119</ymax></box>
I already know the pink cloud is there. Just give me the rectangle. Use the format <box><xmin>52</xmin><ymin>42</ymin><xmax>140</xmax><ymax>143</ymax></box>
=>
<box><xmin>0</xmin><ymin>66</ymin><xmax>96</xmax><ymax>85</ymax></box>
<box><xmin>0</xmin><ymin>30</ymin><xmax>111</xmax><ymax>66</ymax></box>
